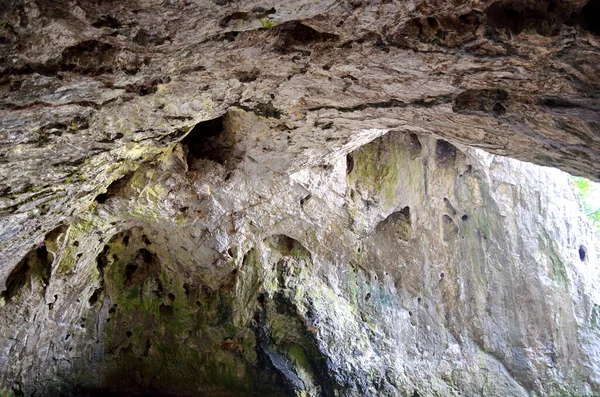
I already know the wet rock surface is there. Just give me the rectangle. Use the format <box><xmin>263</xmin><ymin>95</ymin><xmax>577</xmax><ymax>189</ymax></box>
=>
<box><xmin>0</xmin><ymin>1</ymin><xmax>599</xmax><ymax>396</ymax></box>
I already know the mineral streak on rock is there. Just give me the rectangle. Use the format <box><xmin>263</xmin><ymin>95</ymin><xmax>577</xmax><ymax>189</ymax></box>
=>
<box><xmin>0</xmin><ymin>0</ymin><xmax>599</xmax><ymax>396</ymax></box>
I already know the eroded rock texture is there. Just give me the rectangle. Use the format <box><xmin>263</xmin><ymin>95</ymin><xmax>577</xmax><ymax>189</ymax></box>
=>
<box><xmin>0</xmin><ymin>0</ymin><xmax>599</xmax><ymax>396</ymax></box>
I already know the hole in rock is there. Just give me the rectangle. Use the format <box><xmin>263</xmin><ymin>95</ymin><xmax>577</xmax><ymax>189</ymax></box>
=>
<box><xmin>123</xmin><ymin>248</ymin><xmax>159</xmax><ymax>287</ymax></box>
<box><xmin>11</xmin><ymin>383</ymin><xmax>24</xmax><ymax>397</ymax></box>
<box><xmin>493</xmin><ymin>102</ymin><xmax>506</xmax><ymax>116</ymax></box>
<box><xmin>581</xmin><ymin>0</ymin><xmax>600</xmax><ymax>35</ymax></box>
<box><xmin>92</xmin><ymin>14</ymin><xmax>121</xmax><ymax>29</ymax></box>
<box><xmin>276</xmin><ymin>21</ymin><xmax>339</xmax><ymax>48</ymax></box>
<box><xmin>94</xmin><ymin>193</ymin><xmax>107</xmax><ymax>204</ymax></box>
<box><xmin>141</xmin><ymin>234</ymin><xmax>151</xmax><ymax>245</ymax></box>
<box><xmin>60</xmin><ymin>40</ymin><xmax>119</xmax><ymax>75</ymax></box>
<box><xmin>346</xmin><ymin>153</ymin><xmax>355</xmax><ymax>174</ymax></box>
<box><xmin>462</xmin><ymin>215</ymin><xmax>469</xmax><ymax>221</ymax></box>
<box><xmin>236</xmin><ymin>68</ymin><xmax>260</xmax><ymax>83</ymax></box>
<box><xmin>94</xmin><ymin>172</ymin><xmax>134</xmax><ymax>204</ymax></box>
<box><xmin>159</xmin><ymin>303</ymin><xmax>174</xmax><ymax>317</ymax></box>
<box><xmin>444</xmin><ymin>198</ymin><xmax>457</xmax><ymax>216</ymax></box>
<box><xmin>219</xmin><ymin>11</ymin><xmax>249</xmax><ymax>28</ymax></box>
<box><xmin>300</xmin><ymin>194</ymin><xmax>311</xmax><ymax>208</ymax></box>
<box><xmin>133</xmin><ymin>30</ymin><xmax>170</xmax><ymax>47</ymax></box>
<box><xmin>0</xmin><ymin>244</ymin><xmax>52</xmax><ymax>302</ymax></box>
<box><xmin>125</xmin><ymin>264</ymin><xmax>137</xmax><ymax>283</ymax></box>
<box><xmin>264</xmin><ymin>234</ymin><xmax>303</xmax><ymax>256</ymax></box>
<box><xmin>96</xmin><ymin>245</ymin><xmax>110</xmax><ymax>276</ymax></box>
<box><xmin>375</xmin><ymin>206</ymin><xmax>413</xmax><ymax>241</ymax></box>
<box><xmin>435</xmin><ymin>140</ymin><xmax>457</xmax><ymax>168</ymax></box>
<box><xmin>257</xmin><ymin>293</ymin><xmax>266</xmax><ymax>305</ymax></box>
<box><xmin>46</xmin><ymin>228</ymin><xmax>336</xmax><ymax>397</ymax></box>
<box><xmin>183</xmin><ymin>283</ymin><xmax>192</xmax><ymax>298</ymax></box>
<box><xmin>453</xmin><ymin>88</ymin><xmax>509</xmax><ymax>115</ymax></box>
<box><xmin>181</xmin><ymin>115</ymin><xmax>240</xmax><ymax>170</ymax></box>
<box><xmin>200</xmin><ymin>284</ymin><xmax>214</xmax><ymax>299</ymax></box>
<box><xmin>579</xmin><ymin>246</ymin><xmax>587</xmax><ymax>261</ymax></box>
<box><xmin>486</xmin><ymin>2</ymin><xmax>526</xmax><ymax>34</ymax></box>
<box><xmin>227</xmin><ymin>246</ymin><xmax>238</xmax><ymax>258</ymax></box>
<box><xmin>251</xmin><ymin>6</ymin><xmax>276</xmax><ymax>15</ymax></box>
<box><xmin>485</xmin><ymin>0</ymin><xmax>593</xmax><ymax>36</ymax></box>
<box><xmin>426</xmin><ymin>17</ymin><xmax>440</xmax><ymax>28</ymax></box>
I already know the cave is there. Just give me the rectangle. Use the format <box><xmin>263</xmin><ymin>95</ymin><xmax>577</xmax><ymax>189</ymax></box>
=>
<box><xmin>0</xmin><ymin>0</ymin><xmax>599</xmax><ymax>396</ymax></box>
<box><xmin>179</xmin><ymin>114</ymin><xmax>243</xmax><ymax>171</ymax></box>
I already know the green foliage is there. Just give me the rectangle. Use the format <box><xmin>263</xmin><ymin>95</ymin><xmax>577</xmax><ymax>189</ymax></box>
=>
<box><xmin>572</xmin><ymin>176</ymin><xmax>600</xmax><ymax>233</ymax></box>
<box><xmin>260</xmin><ymin>18</ymin><xmax>277</xmax><ymax>28</ymax></box>
<box><xmin>0</xmin><ymin>389</ymin><xmax>15</xmax><ymax>397</ymax></box>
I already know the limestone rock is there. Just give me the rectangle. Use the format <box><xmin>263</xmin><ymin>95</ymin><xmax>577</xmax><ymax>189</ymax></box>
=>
<box><xmin>0</xmin><ymin>0</ymin><xmax>599</xmax><ymax>396</ymax></box>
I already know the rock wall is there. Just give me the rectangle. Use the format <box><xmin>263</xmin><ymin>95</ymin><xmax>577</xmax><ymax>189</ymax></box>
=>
<box><xmin>0</xmin><ymin>110</ymin><xmax>598</xmax><ymax>396</ymax></box>
<box><xmin>1</xmin><ymin>0</ymin><xmax>600</xmax><ymax>396</ymax></box>
<box><xmin>1</xmin><ymin>0</ymin><xmax>599</xmax><ymax>282</ymax></box>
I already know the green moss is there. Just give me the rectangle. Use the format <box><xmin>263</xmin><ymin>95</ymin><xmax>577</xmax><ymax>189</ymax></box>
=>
<box><xmin>346</xmin><ymin>136</ymin><xmax>405</xmax><ymax>208</ymax></box>
<box><xmin>56</xmin><ymin>256</ymin><xmax>75</xmax><ymax>275</ymax></box>
<box><xmin>97</xmin><ymin>238</ymin><xmax>257</xmax><ymax>394</ymax></box>
<box><xmin>477</xmin><ymin>216</ymin><xmax>491</xmax><ymax>239</ymax></box>
<box><xmin>286</xmin><ymin>344</ymin><xmax>310</xmax><ymax>369</ymax></box>
<box><xmin>260</xmin><ymin>18</ymin><xmax>277</xmax><ymax>28</ymax></box>
<box><xmin>0</xmin><ymin>388</ymin><xmax>16</xmax><ymax>397</ymax></box>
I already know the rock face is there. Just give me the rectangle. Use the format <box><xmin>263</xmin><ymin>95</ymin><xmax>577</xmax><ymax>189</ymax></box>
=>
<box><xmin>0</xmin><ymin>0</ymin><xmax>599</xmax><ymax>396</ymax></box>
<box><xmin>1</xmin><ymin>121</ymin><xmax>599</xmax><ymax>396</ymax></box>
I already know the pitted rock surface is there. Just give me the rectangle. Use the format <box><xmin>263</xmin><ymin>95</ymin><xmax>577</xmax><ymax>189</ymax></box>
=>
<box><xmin>0</xmin><ymin>1</ymin><xmax>599</xmax><ymax>396</ymax></box>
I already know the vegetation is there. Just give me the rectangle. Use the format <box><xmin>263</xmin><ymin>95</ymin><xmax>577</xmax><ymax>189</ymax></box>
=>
<box><xmin>572</xmin><ymin>176</ymin><xmax>600</xmax><ymax>233</ymax></box>
<box><xmin>260</xmin><ymin>18</ymin><xmax>277</xmax><ymax>28</ymax></box>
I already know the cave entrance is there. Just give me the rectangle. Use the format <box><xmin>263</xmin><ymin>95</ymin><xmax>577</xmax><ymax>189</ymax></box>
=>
<box><xmin>180</xmin><ymin>114</ymin><xmax>242</xmax><ymax>172</ymax></box>
<box><xmin>70</xmin><ymin>229</ymin><xmax>336</xmax><ymax>397</ymax></box>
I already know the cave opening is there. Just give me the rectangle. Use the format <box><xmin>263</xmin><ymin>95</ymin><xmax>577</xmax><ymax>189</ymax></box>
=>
<box><xmin>581</xmin><ymin>0</ymin><xmax>600</xmax><ymax>35</ymax></box>
<box><xmin>580</xmin><ymin>246</ymin><xmax>587</xmax><ymax>261</ymax></box>
<box><xmin>435</xmin><ymin>140</ymin><xmax>457</xmax><ymax>168</ymax></box>
<box><xmin>2</xmin><ymin>0</ymin><xmax>600</xmax><ymax>394</ymax></box>
<box><xmin>0</xmin><ymin>245</ymin><xmax>52</xmax><ymax>303</ymax></box>
<box><xmin>180</xmin><ymin>114</ymin><xmax>241</xmax><ymax>171</ymax></box>
<box><xmin>94</xmin><ymin>172</ymin><xmax>135</xmax><ymax>205</ymax></box>
<box><xmin>41</xmin><ymin>229</ymin><xmax>338</xmax><ymax>397</ymax></box>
